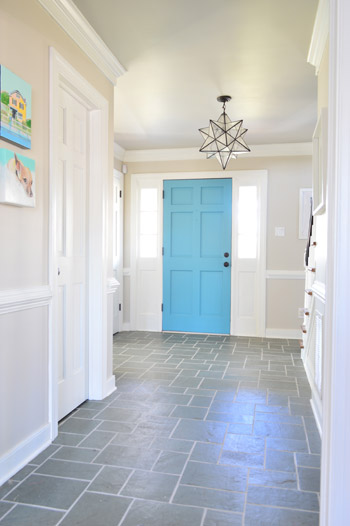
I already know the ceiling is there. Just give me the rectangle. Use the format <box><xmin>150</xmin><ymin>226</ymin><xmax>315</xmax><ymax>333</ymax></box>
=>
<box><xmin>73</xmin><ymin>0</ymin><xmax>318</xmax><ymax>151</ymax></box>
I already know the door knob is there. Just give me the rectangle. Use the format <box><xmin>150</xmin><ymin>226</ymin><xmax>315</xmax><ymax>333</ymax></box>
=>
<box><xmin>224</xmin><ymin>252</ymin><xmax>229</xmax><ymax>257</ymax></box>
<box><xmin>224</xmin><ymin>262</ymin><xmax>229</xmax><ymax>267</ymax></box>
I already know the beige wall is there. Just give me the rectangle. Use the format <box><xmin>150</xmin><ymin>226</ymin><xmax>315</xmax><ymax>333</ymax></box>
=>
<box><xmin>123</xmin><ymin>155</ymin><xmax>312</xmax><ymax>331</ymax></box>
<box><xmin>0</xmin><ymin>0</ymin><xmax>114</xmax><ymax>468</ymax></box>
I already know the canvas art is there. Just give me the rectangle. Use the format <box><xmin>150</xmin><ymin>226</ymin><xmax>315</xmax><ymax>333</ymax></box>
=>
<box><xmin>0</xmin><ymin>65</ymin><xmax>32</xmax><ymax>149</ymax></box>
<box><xmin>0</xmin><ymin>148</ymin><xmax>35</xmax><ymax>207</ymax></box>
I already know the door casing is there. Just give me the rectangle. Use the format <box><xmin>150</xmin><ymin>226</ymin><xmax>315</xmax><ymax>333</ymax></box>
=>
<box><xmin>130</xmin><ymin>170</ymin><xmax>267</xmax><ymax>336</ymax></box>
<box><xmin>49</xmin><ymin>48</ymin><xmax>114</xmax><ymax>439</ymax></box>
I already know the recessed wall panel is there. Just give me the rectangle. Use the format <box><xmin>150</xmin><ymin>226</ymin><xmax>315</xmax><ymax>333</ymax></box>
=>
<box><xmin>170</xmin><ymin>270</ymin><xmax>193</xmax><ymax>315</ymax></box>
<box><xmin>171</xmin><ymin>212</ymin><xmax>193</xmax><ymax>257</ymax></box>
<box><xmin>200</xmin><ymin>271</ymin><xmax>223</xmax><ymax>315</ymax></box>
<box><xmin>201</xmin><ymin>212</ymin><xmax>223</xmax><ymax>257</ymax></box>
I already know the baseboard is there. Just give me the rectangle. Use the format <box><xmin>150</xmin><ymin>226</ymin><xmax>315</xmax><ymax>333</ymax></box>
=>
<box><xmin>0</xmin><ymin>424</ymin><xmax>51</xmax><ymax>486</ymax></box>
<box><xmin>303</xmin><ymin>359</ymin><xmax>323</xmax><ymax>438</ymax></box>
<box><xmin>121</xmin><ymin>323</ymin><xmax>131</xmax><ymax>332</ymax></box>
<box><xmin>102</xmin><ymin>375</ymin><xmax>116</xmax><ymax>400</ymax></box>
<box><xmin>265</xmin><ymin>329</ymin><xmax>301</xmax><ymax>339</ymax></box>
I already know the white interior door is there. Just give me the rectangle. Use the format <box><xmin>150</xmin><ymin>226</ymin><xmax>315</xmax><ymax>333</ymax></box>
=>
<box><xmin>113</xmin><ymin>171</ymin><xmax>123</xmax><ymax>334</ymax></box>
<box><xmin>56</xmin><ymin>87</ymin><xmax>88</xmax><ymax>420</ymax></box>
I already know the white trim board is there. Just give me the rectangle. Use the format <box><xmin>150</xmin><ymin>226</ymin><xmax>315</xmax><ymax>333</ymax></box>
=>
<box><xmin>0</xmin><ymin>424</ymin><xmax>51</xmax><ymax>486</ymax></box>
<box><xmin>37</xmin><ymin>0</ymin><xmax>125</xmax><ymax>84</ymax></box>
<box><xmin>265</xmin><ymin>329</ymin><xmax>300</xmax><ymax>340</ymax></box>
<box><xmin>0</xmin><ymin>286</ymin><xmax>52</xmax><ymax>314</ymax></box>
<box><xmin>308</xmin><ymin>0</ymin><xmax>329</xmax><ymax>74</ymax></box>
<box><xmin>266</xmin><ymin>270</ymin><xmax>305</xmax><ymax>280</ymax></box>
<box><xmin>124</xmin><ymin>143</ymin><xmax>312</xmax><ymax>163</ymax></box>
<box><xmin>114</xmin><ymin>142</ymin><xmax>126</xmax><ymax>162</ymax></box>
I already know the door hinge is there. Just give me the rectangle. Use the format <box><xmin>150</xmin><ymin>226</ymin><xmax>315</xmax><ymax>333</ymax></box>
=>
<box><xmin>162</xmin><ymin>190</ymin><xmax>165</xmax><ymax>199</ymax></box>
<box><xmin>161</xmin><ymin>303</ymin><xmax>163</xmax><ymax>312</ymax></box>
<box><xmin>119</xmin><ymin>190</ymin><xmax>122</xmax><ymax>198</ymax></box>
<box><xmin>119</xmin><ymin>303</ymin><xmax>122</xmax><ymax>311</ymax></box>
<box><xmin>162</xmin><ymin>247</ymin><xmax>164</xmax><ymax>256</ymax></box>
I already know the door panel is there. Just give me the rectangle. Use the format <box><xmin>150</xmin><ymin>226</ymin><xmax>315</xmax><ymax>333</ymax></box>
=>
<box><xmin>163</xmin><ymin>179</ymin><xmax>232</xmax><ymax>334</ymax></box>
<box><xmin>57</xmin><ymin>88</ymin><xmax>87</xmax><ymax>420</ymax></box>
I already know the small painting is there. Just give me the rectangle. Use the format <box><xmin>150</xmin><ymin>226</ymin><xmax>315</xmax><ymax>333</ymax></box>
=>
<box><xmin>0</xmin><ymin>148</ymin><xmax>35</xmax><ymax>207</ymax></box>
<box><xmin>0</xmin><ymin>65</ymin><xmax>32</xmax><ymax>149</ymax></box>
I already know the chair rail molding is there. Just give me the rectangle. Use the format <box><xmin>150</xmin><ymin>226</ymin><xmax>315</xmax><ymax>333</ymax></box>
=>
<box><xmin>0</xmin><ymin>286</ymin><xmax>52</xmax><ymax>315</ymax></box>
<box><xmin>37</xmin><ymin>0</ymin><xmax>125</xmax><ymax>84</ymax></box>
<box><xmin>266</xmin><ymin>270</ymin><xmax>305</xmax><ymax>280</ymax></box>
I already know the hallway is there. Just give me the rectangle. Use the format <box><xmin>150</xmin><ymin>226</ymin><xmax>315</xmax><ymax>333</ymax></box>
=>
<box><xmin>0</xmin><ymin>332</ymin><xmax>320</xmax><ymax>525</ymax></box>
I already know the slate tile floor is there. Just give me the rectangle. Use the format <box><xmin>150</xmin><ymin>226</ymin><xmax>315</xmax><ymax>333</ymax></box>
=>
<box><xmin>0</xmin><ymin>332</ymin><xmax>321</xmax><ymax>525</ymax></box>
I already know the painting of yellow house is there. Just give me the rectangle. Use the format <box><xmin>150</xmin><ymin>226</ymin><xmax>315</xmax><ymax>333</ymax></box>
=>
<box><xmin>0</xmin><ymin>65</ymin><xmax>32</xmax><ymax>148</ymax></box>
<box><xmin>9</xmin><ymin>90</ymin><xmax>27</xmax><ymax>123</ymax></box>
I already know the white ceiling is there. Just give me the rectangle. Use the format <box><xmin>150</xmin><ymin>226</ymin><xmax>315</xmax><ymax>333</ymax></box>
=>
<box><xmin>73</xmin><ymin>0</ymin><xmax>318</xmax><ymax>151</ymax></box>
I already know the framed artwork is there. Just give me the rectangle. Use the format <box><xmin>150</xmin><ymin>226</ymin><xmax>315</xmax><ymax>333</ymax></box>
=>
<box><xmin>312</xmin><ymin>108</ymin><xmax>328</xmax><ymax>215</ymax></box>
<box><xmin>299</xmin><ymin>188</ymin><xmax>313</xmax><ymax>239</ymax></box>
<box><xmin>0</xmin><ymin>148</ymin><xmax>35</xmax><ymax>207</ymax></box>
<box><xmin>0</xmin><ymin>65</ymin><xmax>32</xmax><ymax>149</ymax></box>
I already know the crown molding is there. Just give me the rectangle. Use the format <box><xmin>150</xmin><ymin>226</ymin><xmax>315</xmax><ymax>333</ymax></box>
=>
<box><xmin>308</xmin><ymin>0</ymin><xmax>329</xmax><ymax>74</ymax></box>
<box><xmin>37</xmin><ymin>0</ymin><xmax>126</xmax><ymax>85</ymax></box>
<box><xmin>123</xmin><ymin>142</ymin><xmax>312</xmax><ymax>163</ymax></box>
<box><xmin>114</xmin><ymin>142</ymin><xmax>126</xmax><ymax>161</ymax></box>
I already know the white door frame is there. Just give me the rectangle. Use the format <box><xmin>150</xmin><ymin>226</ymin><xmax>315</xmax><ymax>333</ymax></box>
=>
<box><xmin>320</xmin><ymin>0</ymin><xmax>350</xmax><ymax>523</ymax></box>
<box><xmin>49</xmin><ymin>48</ymin><xmax>114</xmax><ymax>439</ymax></box>
<box><xmin>113</xmin><ymin>169</ymin><xmax>124</xmax><ymax>333</ymax></box>
<box><xmin>130</xmin><ymin>170</ymin><xmax>267</xmax><ymax>335</ymax></box>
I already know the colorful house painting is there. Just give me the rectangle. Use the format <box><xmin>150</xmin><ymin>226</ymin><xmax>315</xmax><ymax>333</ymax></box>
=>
<box><xmin>0</xmin><ymin>66</ymin><xmax>32</xmax><ymax>149</ymax></box>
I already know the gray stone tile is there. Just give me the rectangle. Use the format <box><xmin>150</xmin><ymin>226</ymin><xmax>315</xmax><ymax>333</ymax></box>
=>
<box><xmin>0</xmin><ymin>480</ymin><xmax>19</xmax><ymax>500</ymax></box>
<box><xmin>180</xmin><ymin>461</ymin><xmax>247</xmax><ymax>492</ymax></box>
<box><xmin>249</xmin><ymin>468</ymin><xmax>298</xmax><ymax>489</ymax></box>
<box><xmin>254</xmin><ymin>421</ymin><xmax>306</xmax><ymax>440</ymax></box>
<box><xmin>255</xmin><ymin>413</ymin><xmax>302</xmax><ymax>425</ymax></box>
<box><xmin>96</xmin><ymin>407</ymin><xmax>142</xmax><ymax>422</ymax></box>
<box><xmin>223</xmin><ymin>434</ymin><xmax>265</xmax><ymax>454</ymax></box>
<box><xmin>190</xmin><ymin>442</ymin><xmax>222</xmax><ymax>463</ymax></box>
<box><xmin>248</xmin><ymin>485</ymin><xmax>319</xmax><ymax>511</ymax></box>
<box><xmin>235</xmin><ymin>389</ymin><xmax>267</xmax><ymax>404</ymax></box>
<box><xmin>52</xmin><ymin>446</ymin><xmax>98</xmax><ymax>463</ymax></box>
<box><xmin>59</xmin><ymin>418</ymin><xmax>100</xmax><ymax>435</ymax></box>
<box><xmin>121</xmin><ymin>470</ymin><xmax>178</xmax><ymax>501</ymax></box>
<box><xmin>296</xmin><ymin>453</ymin><xmax>321</xmax><ymax>468</ymax></box>
<box><xmin>266</xmin><ymin>449</ymin><xmax>296</xmax><ymax>472</ymax></box>
<box><xmin>77</xmin><ymin>430</ymin><xmax>115</xmax><ymax>449</ymax></box>
<box><xmin>151</xmin><ymin>436</ymin><xmax>193</xmax><ymax>453</ymax></box>
<box><xmin>5</xmin><ymin>474</ymin><xmax>88</xmax><ymax>510</ymax></box>
<box><xmin>172</xmin><ymin>419</ymin><xmax>227</xmax><ymax>443</ymax></box>
<box><xmin>207</xmin><ymin>412</ymin><xmax>253</xmax><ymax>425</ymax></box>
<box><xmin>227</xmin><ymin>423</ymin><xmax>253</xmax><ymax>435</ymax></box>
<box><xmin>88</xmin><ymin>466</ymin><xmax>132</xmax><ymax>494</ymax></box>
<box><xmin>59</xmin><ymin>492</ymin><xmax>131</xmax><ymax>526</ymax></box>
<box><xmin>30</xmin><ymin>445</ymin><xmax>61</xmax><ymax>465</ymax></box>
<box><xmin>189</xmin><ymin>395</ymin><xmax>213</xmax><ymax>407</ymax></box>
<box><xmin>11</xmin><ymin>464</ymin><xmax>36</xmax><ymax>481</ymax></box>
<box><xmin>120</xmin><ymin>499</ymin><xmax>204</xmax><ymax>526</ymax></box>
<box><xmin>0</xmin><ymin>504</ymin><xmax>63</xmax><ymax>526</ymax></box>
<box><xmin>173</xmin><ymin>485</ymin><xmax>245</xmax><ymax>512</ymax></box>
<box><xmin>94</xmin><ymin>444</ymin><xmax>161</xmax><ymax>469</ymax></box>
<box><xmin>97</xmin><ymin>421</ymin><xmax>136</xmax><ymax>434</ymax></box>
<box><xmin>35</xmin><ymin>459</ymin><xmax>100</xmax><ymax>480</ymax></box>
<box><xmin>210</xmin><ymin>401</ymin><xmax>255</xmax><ymax>415</ymax></box>
<box><xmin>220</xmin><ymin>450</ymin><xmax>264</xmax><ymax>468</ymax></box>
<box><xmin>204</xmin><ymin>509</ymin><xmax>243</xmax><ymax>526</ymax></box>
<box><xmin>266</xmin><ymin>437</ymin><xmax>309</xmax><ymax>452</ymax></box>
<box><xmin>152</xmin><ymin>451</ymin><xmax>188</xmax><ymax>474</ymax></box>
<box><xmin>298</xmin><ymin>467</ymin><xmax>321</xmax><ymax>492</ymax></box>
<box><xmin>111</xmin><ymin>431</ymin><xmax>155</xmax><ymax>448</ymax></box>
<box><xmin>134</xmin><ymin>417</ymin><xmax>178</xmax><ymax>437</ymax></box>
<box><xmin>171</xmin><ymin>405</ymin><xmax>207</xmax><ymax>419</ymax></box>
<box><xmin>245</xmin><ymin>504</ymin><xmax>319</xmax><ymax>526</ymax></box>
<box><xmin>200</xmin><ymin>379</ymin><xmax>239</xmax><ymax>391</ymax></box>
<box><xmin>147</xmin><ymin>392</ymin><xmax>192</xmax><ymax>405</ymax></box>
<box><xmin>0</xmin><ymin>502</ymin><xmax>14</xmax><ymax>520</ymax></box>
<box><xmin>53</xmin><ymin>433</ymin><xmax>85</xmax><ymax>446</ymax></box>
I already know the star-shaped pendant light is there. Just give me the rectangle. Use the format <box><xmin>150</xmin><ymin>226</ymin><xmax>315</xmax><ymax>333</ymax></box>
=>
<box><xmin>199</xmin><ymin>95</ymin><xmax>250</xmax><ymax>169</ymax></box>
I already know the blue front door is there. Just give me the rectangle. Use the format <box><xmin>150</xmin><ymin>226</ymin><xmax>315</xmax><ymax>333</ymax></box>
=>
<box><xmin>163</xmin><ymin>178</ymin><xmax>232</xmax><ymax>334</ymax></box>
